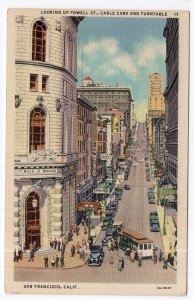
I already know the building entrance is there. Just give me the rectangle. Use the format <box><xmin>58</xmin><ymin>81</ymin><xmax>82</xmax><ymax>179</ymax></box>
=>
<box><xmin>25</xmin><ymin>191</ymin><xmax>41</xmax><ymax>249</ymax></box>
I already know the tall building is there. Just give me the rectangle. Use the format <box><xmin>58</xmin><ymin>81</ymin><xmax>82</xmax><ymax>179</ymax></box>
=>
<box><xmin>155</xmin><ymin>116</ymin><xmax>166</xmax><ymax>166</ymax></box>
<box><xmin>14</xmin><ymin>15</ymin><xmax>83</xmax><ymax>249</ymax></box>
<box><xmin>77</xmin><ymin>94</ymin><xmax>95</xmax><ymax>209</ymax></box>
<box><xmin>163</xmin><ymin>19</ymin><xmax>179</xmax><ymax>185</ymax></box>
<box><xmin>147</xmin><ymin>73</ymin><xmax>165</xmax><ymax>147</ymax></box>
<box><xmin>77</xmin><ymin>77</ymin><xmax>133</xmax><ymax>147</ymax></box>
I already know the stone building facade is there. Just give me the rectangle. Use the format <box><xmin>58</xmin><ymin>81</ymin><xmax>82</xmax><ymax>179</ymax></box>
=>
<box><xmin>76</xmin><ymin>94</ymin><xmax>95</xmax><ymax>214</ymax></box>
<box><xmin>163</xmin><ymin>19</ymin><xmax>179</xmax><ymax>185</ymax></box>
<box><xmin>77</xmin><ymin>77</ymin><xmax>132</xmax><ymax>146</ymax></box>
<box><xmin>148</xmin><ymin>73</ymin><xmax>165</xmax><ymax>147</ymax></box>
<box><xmin>155</xmin><ymin>116</ymin><xmax>165</xmax><ymax>165</ymax></box>
<box><xmin>14</xmin><ymin>14</ymin><xmax>83</xmax><ymax>249</ymax></box>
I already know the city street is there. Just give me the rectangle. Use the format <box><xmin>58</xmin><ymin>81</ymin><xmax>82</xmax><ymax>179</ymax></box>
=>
<box><xmin>14</xmin><ymin>123</ymin><xmax>176</xmax><ymax>284</ymax></box>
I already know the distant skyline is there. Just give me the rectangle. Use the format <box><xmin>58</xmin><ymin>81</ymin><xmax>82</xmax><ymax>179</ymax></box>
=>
<box><xmin>77</xmin><ymin>17</ymin><xmax>166</xmax><ymax>122</ymax></box>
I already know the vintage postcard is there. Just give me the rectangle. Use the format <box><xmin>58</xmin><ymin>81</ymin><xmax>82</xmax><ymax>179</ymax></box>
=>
<box><xmin>5</xmin><ymin>8</ymin><xmax>189</xmax><ymax>295</ymax></box>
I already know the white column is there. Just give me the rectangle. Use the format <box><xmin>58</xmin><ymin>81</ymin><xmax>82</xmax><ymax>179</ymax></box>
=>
<box><xmin>50</xmin><ymin>180</ymin><xmax>63</xmax><ymax>239</ymax></box>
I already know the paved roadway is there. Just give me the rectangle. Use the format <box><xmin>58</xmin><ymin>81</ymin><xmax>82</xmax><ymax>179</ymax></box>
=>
<box><xmin>15</xmin><ymin>123</ymin><xmax>176</xmax><ymax>284</ymax></box>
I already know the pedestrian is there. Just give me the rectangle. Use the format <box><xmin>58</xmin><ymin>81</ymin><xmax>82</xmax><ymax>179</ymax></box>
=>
<box><xmin>82</xmin><ymin>247</ymin><xmax>86</xmax><ymax>261</ymax></box>
<box><xmin>44</xmin><ymin>255</ymin><xmax>48</xmax><ymax>268</ymax></box>
<box><xmin>138</xmin><ymin>253</ymin><xmax>142</xmax><ymax>267</ymax></box>
<box><xmin>18</xmin><ymin>247</ymin><xmax>23</xmax><ymax>260</ymax></box>
<box><xmin>81</xmin><ymin>218</ymin><xmax>85</xmax><ymax>226</ymax></box>
<box><xmin>118</xmin><ymin>258</ymin><xmax>124</xmax><ymax>271</ymax></box>
<box><xmin>159</xmin><ymin>249</ymin><xmax>163</xmax><ymax>262</ymax></box>
<box><xmin>51</xmin><ymin>256</ymin><xmax>55</xmax><ymax>268</ymax></box>
<box><xmin>33</xmin><ymin>240</ymin><xmax>37</xmax><ymax>252</ymax></box>
<box><xmin>84</xmin><ymin>225</ymin><xmax>87</xmax><ymax>234</ymax></box>
<box><xmin>79</xmin><ymin>247</ymin><xmax>83</xmax><ymax>260</ymax></box>
<box><xmin>55</xmin><ymin>255</ymin><xmax>59</xmax><ymax>268</ymax></box>
<box><xmin>163</xmin><ymin>257</ymin><xmax>168</xmax><ymax>269</ymax></box>
<box><xmin>71</xmin><ymin>245</ymin><xmax>76</xmax><ymax>257</ymax></box>
<box><xmin>58</xmin><ymin>240</ymin><xmax>61</xmax><ymax>252</ymax></box>
<box><xmin>76</xmin><ymin>226</ymin><xmax>80</xmax><ymax>236</ymax></box>
<box><xmin>50</xmin><ymin>237</ymin><xmax>53</xmax><ymax>249</ymax></box>
<box><xmin>174</xmin><ymin>240</ymin><xmax>177</xmax><ymax>249</ymax></box>
<box><xmin>108</xmin><ymin>240</ymin><xmax>112</xmax><ymax>251</ymax></box>
<box><xmin>115</xmin><ymin>239</ymin><xmax>119</xmax><ymax>251</ymax></box>
<box><xmin>73</xmin><ymin>223</ymin><xmax>77</xmax><ymax>233</ymax></box>
<box><xmin>13</xmin><ymin>249</ymin><xmax>17</xmax><ymax>262</ymax></box>
<box><xmin>76</xmin><ymin>242</ymin><xmax>80</xmax><ymax>254</ymax></box>
<box><xmin>53</xmin><ymin>238</ymin><xmax>57</xmax><ymax>249</ymax></box>
<box><xmin>130</xmin><ymin>250</ymin><xmax>135</xmax><ymax>262</ymax></box>
<box><xmin>153</xmin><ymin>253</ymin><xmax>158</xmax><ymax>264</ymax></box>
<box><xmin>60</xmin><ymin>255</ymin><xmax>64</xmax><ymax>268</ymax></box>
<box><xmin>29</xmin><ymin>248</ymin><xmax>34</xmax><ymax>262</ymax></box>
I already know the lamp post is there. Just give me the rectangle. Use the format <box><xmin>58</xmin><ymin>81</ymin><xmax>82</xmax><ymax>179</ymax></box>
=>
<box><xmin>163</xmin><ymin>197</ymin><xmax>168</xmax><ymax>235</ymax></box>
<box><xmin>85</xmin><ymin>203</ymin><xmax>93</xmax><ymax>243</ymax></box>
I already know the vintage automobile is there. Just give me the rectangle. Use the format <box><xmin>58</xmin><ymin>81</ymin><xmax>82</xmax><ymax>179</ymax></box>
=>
<box><xmin>124</xmin><ymin>184</ymin><xmax>131</xmax><ymax>190</ymax></box>
<box><xmin>87</xmin><ymin>245</ymin><xmax>104</xmax><ymax>266</ymax></box>
<box><xmin>149</xmin><ymin>211</ymin><xmax>159</xmax><ymax>222</ymax></box>
<box><xmin>102</xmin><ymin>227</ymin><xmax>120</xmax><ymax>246</ymax></box>
<box><xmin>150</xmin><ymin>220</ymin><xmax>160</xmax><ymax>232</ymax></box>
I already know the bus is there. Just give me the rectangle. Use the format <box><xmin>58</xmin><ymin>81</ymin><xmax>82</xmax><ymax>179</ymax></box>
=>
<box><xmin>119</xmin><ymin>228</ymin><xmax>154</xmax><ymax>258</ymax></box>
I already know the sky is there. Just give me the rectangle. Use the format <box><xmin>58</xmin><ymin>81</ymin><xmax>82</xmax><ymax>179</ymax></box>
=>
<box><xmin>77</xmin><ymin>17</ymin><xmax>167</xmax><ymax>122</ymax></box>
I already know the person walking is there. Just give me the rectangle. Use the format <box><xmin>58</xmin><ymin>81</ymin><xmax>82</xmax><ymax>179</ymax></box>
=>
<box><xmin>159</xmin><ymin>249</ymin><xmax>163</xmax><ymax>262</ymax></box>
<box><xmin>84</xmin><ymin>225</ymin><xmax>87</xmax><ymax>235</ymax></box>
<box><xmin>81</xmin><ymin>218</ymin><xmax>85</xmax><ymax>226</ymax></box>
<box><xmin>55</xmin><ymin>255</ymin><xmax>59</xmax><ymax>268</ymax></box>
<box><xmin>44</xmin><ymin>255</ymin><xmax>48</xmax><ymax>268</ymax></box>
<box><xmin>138</xmin><ymin>253</ymin><xmax>142</xmax><ymax>267</ymax></box>
<box><xmin>108</xmin><ymin>240</ymin><xmax>112</xmax><ymax>251</ymax></box>
<box><xmin>29</xmin><ymin>248</ymin><xmax>34</xmax><ymax>262</ymax></box>
<box><xmin>57</xmin><ymin>240</ymin><xmax>61</xmax><ymax>252</ymax></box>
<box><xmin>50</xmin><ymin>238</ymin><xmax>53</xmax><ymax>249</ymax></box>
<box><xmin>13</xmin><ymin>249</ymin><xmax>17</xmax><ymax>262</ymax></box>
<box><xmin>118</xmin><ymin>258</ymin><xmax>124</xmax><ymax>271</ymax></box>
<box><xmin>163</xmin><ymin>257</ymin><xmax>168</xmax><ymax>269</ymax></box>
<box><xmin>71</xmin><ymin>245</ymin><xmax>76</xmax><ymax>257</ymax></box>
<box><xmin>130</xmin><ymin>250</ymin><xmax>135</xmax><ymax>262</ymax></box>
<box><xmin>51</xmin><ymin>256</ymin><xmax>55</xmax><ymax>268</ymax></box>
<box><xmin>76</xmin><ymin>242</ymin><xmax>81</xmax><ymax>254</ymax></box>
<box><xmin>115</xmin><ymin>239</ymin><xmax>119</xmax><ymax>251</ymax></box>
<box><xmin>60</xmin><ymin>255</ymin><xmax>64</xmax><ymax>268</ymax></box>
<box><xmin>76</xmin><ymin>226</ymin><xmax>80</xmax><ymax>236</ymax></box>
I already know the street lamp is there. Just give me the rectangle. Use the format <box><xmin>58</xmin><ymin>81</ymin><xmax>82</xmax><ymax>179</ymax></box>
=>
<box><xmin>85</xmin><ymin>203</ymin><xmax>93</xmax><ymax>243</ymax></box>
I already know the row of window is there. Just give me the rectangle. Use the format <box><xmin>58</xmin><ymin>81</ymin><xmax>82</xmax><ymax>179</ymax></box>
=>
<box><xmin>30</xmin><ymin>74</ymin><xmax>75</xmax><ymax>100</ymax></box>
<box><xmin>30</xmin><ymin>74</ymin><xmax>49</xmax><ymax>92</ymax></box>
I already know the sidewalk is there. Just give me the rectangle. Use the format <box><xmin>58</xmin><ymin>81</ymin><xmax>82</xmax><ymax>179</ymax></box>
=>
<box><xmin>14</xmin><ymin>222</ymin><xmax>102</xmax><ymax>270</ymax></box>
<box><xmin>154</xmin><ymin>181</ymin><xmax>177</xmax><ymax>270</ymax></box>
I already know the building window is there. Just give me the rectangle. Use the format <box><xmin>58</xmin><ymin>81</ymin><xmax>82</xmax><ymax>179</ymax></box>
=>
<box><xmin>63</xmin><ymin>80</ymin><xmax>67</xmax><ymax>96</ymax></box>
<box><xmin>42</xmin><ymin>75</ymin><xmax>49</xmax><ymax>92</ymax></box>
<box><xmin>32</xmin><ymin>21</ymin><xmax>47</xmax><ymax>62</ymax></box>
<box><xmin>29</xmin><ymin>107</ymin><xmax>46</xmax><ymax>153</ymax></box>
<box><xmin>30</xmin><ymin>74</ymin><xmax>38</xmax><ymax>91</ymax></box>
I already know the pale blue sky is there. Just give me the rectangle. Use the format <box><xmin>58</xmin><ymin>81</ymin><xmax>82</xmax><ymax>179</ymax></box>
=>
<box><xmin>77</xmin><ymin>17</ymin><xmax>167</xmax><ymax>121</ymax></box>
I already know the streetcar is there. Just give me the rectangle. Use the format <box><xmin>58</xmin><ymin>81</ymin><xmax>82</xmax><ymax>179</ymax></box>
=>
<box><xmin>119</xmin><ymin>228</ymin><xmax>154</xmax><ymax>258</ymax></box>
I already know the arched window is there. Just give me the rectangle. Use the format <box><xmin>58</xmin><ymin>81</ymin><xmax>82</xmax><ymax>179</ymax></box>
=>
<box><xmin>32</xmin><ymin>21</ymin><xmax>47</xmax><ymax>62</ymax></box>
<box><xmin>29</xmin><ymin>107</ymin><xmax>46</xmax><ymax>152</ymax></box>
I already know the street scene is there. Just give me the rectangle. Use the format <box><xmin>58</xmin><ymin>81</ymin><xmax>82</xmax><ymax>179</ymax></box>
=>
<box><xmin>12</xmin><ymin>12</ymin><xmax>178</xmax><ymax>285</ymax></box>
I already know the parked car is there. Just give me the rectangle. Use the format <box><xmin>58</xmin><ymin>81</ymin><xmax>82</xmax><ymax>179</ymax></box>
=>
<box><xmin>150</xmin><ymin>220</ymin><xmax>160</xmax><ymax>232</ymax></box>
<box><xmin>149</xmin><ymin>211</ymin><xmax>159</xmax><ymax>222</ymax></box>
<box><xmin>106</xmin><ymin>210</ymin><xmax>115</xmax><ymax>218</ymax></box>
<box><xmin>87</xmin><ymin>245</ymin><xmax>104</xmax><ymax>266</ymax></box>
<box><xmin>124</xmin><ymin>184</ymin><xmax>131</xmax><ymax>190</ymax></box>
<box><xmin>102</xmin><ymin>228</ymin><xmax>120</xmax><ymax>245</ymax></box>
<box><xmin>148</xmin><ymin>197</ymin><xmax>155</xmax><ymax>204</ymax></box>
<box><xmin>148</xmin><ymin>187</ymin><xmax>154</xmax><ymax>193</ymax></box>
